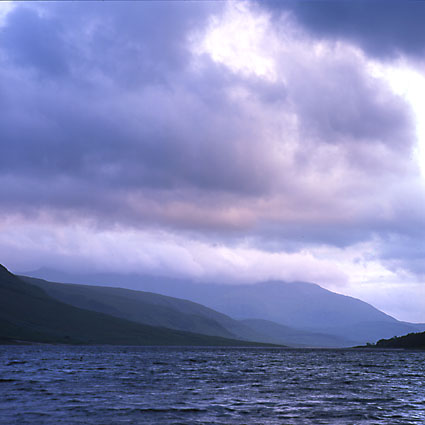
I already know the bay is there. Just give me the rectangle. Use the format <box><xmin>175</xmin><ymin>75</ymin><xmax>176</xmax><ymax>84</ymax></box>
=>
<box><xmin>0</xmin><ymin>346</ymin><xmax>424</xmax><ymax>424</ymax></box>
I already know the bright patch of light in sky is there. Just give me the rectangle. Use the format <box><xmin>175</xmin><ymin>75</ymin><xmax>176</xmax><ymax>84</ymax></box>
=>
<box><xmin>369</xmin><ymin>62</ymin><xmax>425</xmax><ymax>178</ymax></box>
<box><xmin>194</xmin><ymin>2</ymin><xmax>277</xmax><ymax>81</ymax></box>
<box><xmin>348</xmin><ymin>280</ymin><xmax>425</xmax><ymax>323</ymax></box>
<box><xmin>0</xmin><ymin>2</ymin><xmax>14</xmax><ymax>26</ymax></box>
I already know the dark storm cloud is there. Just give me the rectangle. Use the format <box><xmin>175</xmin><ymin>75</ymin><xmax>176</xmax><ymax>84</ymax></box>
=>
<box><xmin>0</xmin><ymin>2</ymin><xmax>281</xmax><ymax>232</ymax></box>
<box><xmin>1</xmin><ymin>6</ymin><xmax>68</xmax><ymax>76</ymax></box>
<box><xmin>0</xmin><ymin>3</ymin><xmax>250</xmax><ymax>184</ymax></box>
<box><xmin>0</xmin><ymin>64</ymin><xmax>273</xmax><ymax>197</ymax></box>
<box><xmin>0</xmin><ymin>2</ymin><xmax>218</xmax><ymax>82</ymax></box>
<box><xmin>288</xmin><ymin>60</ymin><xmax>412</xmax><ymax>150</ymax></box>
<box><xmin>263</xmin><ymin>0</ymin><xmax>425</xmax><ymax>59</ymax></box>
<box><xmin>0</xmin><ymin>1</ymin><xmax>422</xmax><ymax>255</ymax></box>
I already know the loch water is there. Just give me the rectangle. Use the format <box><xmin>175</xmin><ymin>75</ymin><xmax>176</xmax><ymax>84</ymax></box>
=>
<box><xmin>0</xmin><ymin>346</ymin><xmax>424</xmax><ymax>424</ymax></box>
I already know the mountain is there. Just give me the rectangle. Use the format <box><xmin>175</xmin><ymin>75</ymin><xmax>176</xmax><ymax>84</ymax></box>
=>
<box><xmin>240</xmin><ymin>319</ymin><xmax>357</xmax><ymax>348</ymax></box>
<box><xmin>0</xmin><ymin>264</ymin><xmax>268</xmax><ymax>346</ymax></box>
<box><xmin>375</xmin><ymin>331</ymin><xmax>425</xmax><ymax>349</ymax></box>
<box><xmin>23</xmin><ymin>276</ymin><xmax>360</xmax><ymax>347</ymax></box>
<box><xmin>21</xmin><ymin>276</ymin><xmax>267</xmax><ymax>343</ymax></box>
<box><xmin>164</xmin><ymin>280</ymin><xmax>425</xmax><ymax>344</ymax></box>
<box><xmin>23</xmin><ymin>268</ymin><xmax>425</xmax><ymax>345</ymax></box>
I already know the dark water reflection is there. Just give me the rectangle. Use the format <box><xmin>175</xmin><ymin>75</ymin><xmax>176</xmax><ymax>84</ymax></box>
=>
<box><xmin>0</xmin><ymin>346</ymin><xmax>424</xmax><ymax>424</ymax></box>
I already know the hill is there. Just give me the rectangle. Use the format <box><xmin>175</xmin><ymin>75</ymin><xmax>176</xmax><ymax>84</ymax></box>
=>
<box><xmin>23</xmin><ymin>276</ymin><xmax>356</xmax><ymax>347</ymax></box>
<box><xmin>375</xmin><ymin>331</ymin><xmax>425</xmax><ymax>349</ymax></box>
<box><xmin>23</xmin><ymin>268</ymin><xmax>425</xmax><ymax>346</ymax></box>
<box><xmin>240</xmin><ymin>319</ymin><xmax>357</xmax><ymax>348</ymax></box>
<box><xmin>22</xmin><ymin>276</ymin><xmax>266</xmax><ymax>343</ymax></box>
<box><xmin>0</xmin><ymin>264</ymin><xmax>269</xmax><ymax>346</ymax></box>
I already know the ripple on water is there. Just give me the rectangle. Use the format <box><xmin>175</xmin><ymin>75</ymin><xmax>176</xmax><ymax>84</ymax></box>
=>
<box><xmin>0</xmin><ymin>347</ymin><xmax>424</xmax><ymax>424</ymax></box>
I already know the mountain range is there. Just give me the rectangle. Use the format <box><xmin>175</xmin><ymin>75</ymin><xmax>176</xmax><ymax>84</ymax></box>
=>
<box><xmin>21</xmin><ymin>275</ymin><xmax>353</xmax><ymax>347</ymax></box>
<box><xmin>0</xmin><ymin>264</ymin><xmax>266</xmax><ymax>347</ymax></box>
<box><xmin>19</xmin><ymin>267</ymin><xmax>425</xmax><ymax>346</ymax></box>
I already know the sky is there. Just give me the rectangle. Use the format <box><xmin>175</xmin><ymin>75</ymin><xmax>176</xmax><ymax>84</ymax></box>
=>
<box><xmin>1</xmin><ymin>1</ymin><xmax>425</xmax><ymax>322</ymax></box>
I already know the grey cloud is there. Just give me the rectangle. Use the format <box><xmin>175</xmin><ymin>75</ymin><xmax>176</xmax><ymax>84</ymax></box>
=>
<box><xmin>263</xmin><ymin>1</ymin><xmax>425</xmax><ymax>59</ymax></box>
<box><xmin>1</xmin><ymin>2</ymin><xmax>220</xmax><ymax>84</ymax></box>
<box><xmin>0</xmin><ymin>3</ymin><xmax>279</xmax><ymax>200</ymax></box>
<box><xmin>0</xmin><ymin>65</ymin><xmax>274</xmax><ymax>195</ymax></box>
<box><xmin>1</xmin><ymin>6</ymin><xmax>68</xmax><ymax>76</ymax></box>
<box><xmin>0</xmin><ymin>1</ymin><xmax>422</xmax><ymax>256</ymax></box>
<box><xmin>287</xmin><ymin>60</ymin><xmax>413</xmax><ymax>151</ymax></box>
<box><xmin>376</xmin><ymin>233</ymin><xmax>425</xmax><ymax>277</ymax></box>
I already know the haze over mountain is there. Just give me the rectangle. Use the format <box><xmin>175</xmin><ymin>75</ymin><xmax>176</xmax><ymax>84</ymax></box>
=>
<box><xmin>22</xmin><ymin>274</ymin><xmax>357</xmax><ymax>347</ymax></box>
<box><xmin>22</xmin><ymin>275</ymin><xmax>262</xmax><ymax>342</ymax></box>
<box><xmin>24</xmin><ymin>268</ymin><xmax>425</xmax><ymax>346</ymax></box>
<box><xmin>0</xmin><ymin>264</ymin><xmax>267</xmax><ymax>347</ymax></box>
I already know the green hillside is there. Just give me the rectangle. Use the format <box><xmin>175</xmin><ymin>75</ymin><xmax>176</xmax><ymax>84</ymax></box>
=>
<box><xmin>0</xmin><ymin>264</ymin><xmax>270</xmax><ymax>346</ymax></box>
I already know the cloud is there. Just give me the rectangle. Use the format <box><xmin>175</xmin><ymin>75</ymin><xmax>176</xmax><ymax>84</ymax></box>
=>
<box><xmin>349</xmin><ymin>280</ymin><xmax>425</xmax><ymax>324</ymax></box>
<box><xmin>0</xmin><ymin>218</ymin><xmax>349</xmax><ymax>287</ymax></box>
<box><xmin>0</xmin><ymin>2</ymin><xmax>418</xmax><ymax>241</ymax></box>
<box><xmin>263</xmin><ymin>0</ymin><xmax>425</xmax><ymax>60</ymax></box>
<box><xmin>1</xmin><ymin>6</ymin><xmax>68</xmax><ymax>76</ymax></box>
<box><xmin>1</xmin><ymin>1</ymin><xmax>425</xmax><ymax>321</ymax></box>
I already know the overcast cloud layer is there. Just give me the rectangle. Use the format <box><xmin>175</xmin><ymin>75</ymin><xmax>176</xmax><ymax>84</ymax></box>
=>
<box><xmin>1</xmin><ymin>1</ymin><xmax>425</xmax><ymax>321</ymax></box>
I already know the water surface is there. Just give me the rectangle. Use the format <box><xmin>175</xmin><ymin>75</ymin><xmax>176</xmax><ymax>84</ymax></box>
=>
<box><xmin>1</xmin><ymin>346</ymin><xmax>424</xmax><ymax>424</ymax></box>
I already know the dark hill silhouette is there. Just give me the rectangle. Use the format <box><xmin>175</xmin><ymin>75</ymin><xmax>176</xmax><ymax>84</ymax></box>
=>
<box><xmin>0</xmin><ymin>264</ymin><xmax>270</xmax><ymax>346</ymax></box>
<box><xmin>376</xmin><ymin>331</ymin><xmax>425</xmax><ymax>349</ymax></box>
